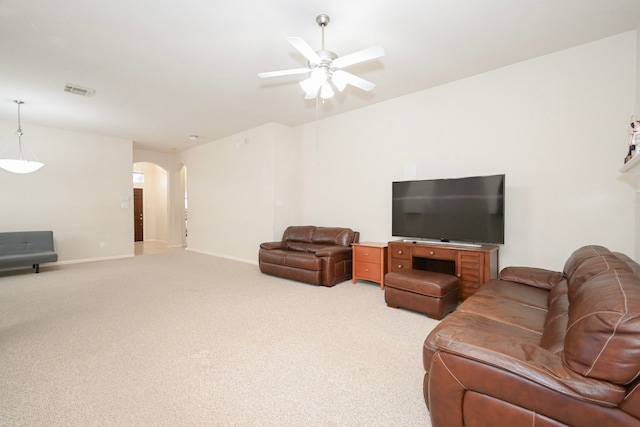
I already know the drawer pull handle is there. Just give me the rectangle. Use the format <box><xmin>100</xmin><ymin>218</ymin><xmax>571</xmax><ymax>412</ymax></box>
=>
<box><xmin>430</xmin><ymin>251</ymin><xmax>434</xmax><ymax>255</ymax></box>
<box><xmin>398</xmin><ymin>265</ymin><xmax>403</xmax><ymax>269</ymax></box>
<box><xmin>365</xmin><ymin>268</ymin><xmax>369</xmax><ymax>272</ymax></box>
<box><xmin>398</xmin><ymin>250</ymin><xmax>403</xmax><ymax>255</ymax></box>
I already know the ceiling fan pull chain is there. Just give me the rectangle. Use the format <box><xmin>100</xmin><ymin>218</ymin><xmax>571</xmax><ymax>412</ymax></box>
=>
<box><xmin>315</xmin><ymin>95</ymin><xmax>319</xmax><ymax>150</ymax></box>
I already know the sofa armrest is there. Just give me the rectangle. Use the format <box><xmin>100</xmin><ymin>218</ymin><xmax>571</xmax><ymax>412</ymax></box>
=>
<box><xmin>498</xmin><ymin>266</ymin><xmax>564</xmax><ymax>290</ymax></box>
<box><xmin>429</xmin><ymin>350</ymin><xmax>625</xmax><ymax>427</ymax></box>
<box><xmin>432</xmin><ymin>323</ymin><xmax>625</xmax><ymax>406</ymax></box>
<box><xmin>314</xmin><ymin>246</ymin><xmax>352</xmax><ymax>257</ymax></box>
<box><xmin>260</xmin><ymin>241</ymin><xmax>286</xmax><ymax>250</ymax></box>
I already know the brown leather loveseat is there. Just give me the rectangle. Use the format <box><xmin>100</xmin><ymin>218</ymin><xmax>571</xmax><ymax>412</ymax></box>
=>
<box><xmin>259</xmin><ymin>225</ymin><xmax>359</xmax><ymax>287</ymax></box>
<box><xmin>423</xmin><ymin>245</ymin><xmax>640</xmax><ymax>427</ymax></box>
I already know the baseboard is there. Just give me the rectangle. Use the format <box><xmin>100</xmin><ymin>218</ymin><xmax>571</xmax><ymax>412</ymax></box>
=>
<box><xmin>55</xmin><ymin>254</ymin><xmax>135</xmax><ymax>265</ymax></box>
<box><xmin>0</xmin><ymin>254</ymin><xmax>136</xmax><ymax>272</ymax></box>
<box><xmin>185</xmin><ymin>248</ymin><xmax>258</xmax><ymax>266</ymax></box>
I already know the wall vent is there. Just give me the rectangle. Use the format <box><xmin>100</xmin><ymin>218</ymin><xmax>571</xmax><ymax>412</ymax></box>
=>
<box><xmin>64</xmin><ymin>84</ymin><xmax>95</xmax><ymax>97</ymax></box>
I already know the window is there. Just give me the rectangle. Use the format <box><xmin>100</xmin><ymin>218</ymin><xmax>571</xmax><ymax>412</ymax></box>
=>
<box><xmin>133</xmin><ymin>172</ymin><xmax>144</xmax><ymax>183</ymax></box>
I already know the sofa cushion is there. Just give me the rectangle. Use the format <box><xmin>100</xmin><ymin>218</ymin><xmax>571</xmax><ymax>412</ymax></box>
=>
<box><xmin>311</xmin><ymin>227</ymin><xmax>354</xmax><ymax>246</ymax></box>
<box><xmin>564</xmin><ymin>269</ymin><xmax>640</xmax><ymax>384</ymax></box>
<box><xmin>282</xmin><ymin>226</ymin><xmax>315</xmax><ymax>243</ymax></box>
<box><xmin>259</xmin><ymin>249</ymin><xmax>288</xmax><ymax>265</ymax></box>
<box><xmin>457</xmin><ymin>293</ymin><xmax>547</xmax><ymax>335</ymax></box>
<box><xmin>563</xmin><ymin>245</ymin><xmax>633</xmax><ymax>302</ymax></box>
<box><xmin>285</xmin><ymin>241</ymin><xmax>312</xmax><ymax>252</ymax></box>
<box><xmin>0</xmin><ymin>251</ymin><xmax>58</xmax><ymax>269</ymax></box>
<box><xmin>305</xmin><ymin>243</ymin><xmax>327</xmax><ymax>253</ymax></box>
<box><xmin>568</xmin><ymin>255</ymin><xmax>632</xmax><ymax>302</ymax></box>
<box><xmin>563</xmin><ymin>245</ymin><xmax>611</xmax><ymax>280</ymax></box>
<box><xmin>475</xmin><ymin>279</ymin><xmax>549</xmax><ymax>310</ymax></box>
<box><xmin>282</xmin><ymin>252</ymin><xmax>322</xmax><ymax>270</ymax></box>
<box><xmin>259</xmin><ymin>249</ymin><xmax>322</xmax><ymax>271</ymax></box>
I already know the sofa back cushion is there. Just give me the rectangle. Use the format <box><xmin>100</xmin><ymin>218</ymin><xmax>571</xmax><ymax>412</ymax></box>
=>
<box><xmin>0</xmin><ymin>231</ymin><xmax>55</xmax><ymax>255</ymax></box>
<box><xmin>280</xmin><ymin>226</ymin><xmax>356</xmax><ymax>252</ymax></box>
<box><xmin>310</xmin><ymin>227</ymin><xmax>355</xmax><ymax>247</ymax></box>
<box><xmin>282</xmin><ymin>226</ymin><xmax>315</xmax><ymax>243</ymax></box>
<box><xmin>563</xmin><ymin>269</ymin><xmax>640</xmax><ymax>384</ymax></box>
<box><xmin>563</xmin><ymin>245</ymin><xmax>610</xmax><ymax>279</ymax></box>
<box><xmin>563</xmin><ymin>245</ymin><xmax>632</xmax><ymax>301</ymax></box>
<box><xmin>613</xmin><ymin>251</ymin><xmax>640</xmax><ymax>276</ymax></box>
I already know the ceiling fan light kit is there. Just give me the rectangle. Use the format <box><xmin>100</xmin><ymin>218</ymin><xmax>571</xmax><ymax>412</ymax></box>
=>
<box><xmin>0</xmin><ymin>100</ymin><xmax>44</xmax><ymax>174</ymax></box>
<box><xmin>258</xmin><ymin>14</ymin><xmax>384</xmax><ymax>100</ymax></box>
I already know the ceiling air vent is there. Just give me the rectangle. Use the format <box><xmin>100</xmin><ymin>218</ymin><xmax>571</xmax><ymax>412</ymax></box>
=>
<box><xmin>64</xmin><ymin>84</ymin><xmax>95</xmax><ymax>97</ymax></box>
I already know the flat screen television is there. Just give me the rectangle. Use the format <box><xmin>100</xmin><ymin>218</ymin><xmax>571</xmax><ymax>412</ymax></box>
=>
<box><xmin>392</xmin><ymin>174</ymin><xmax>505</xmax><ymax>245</ymax></box>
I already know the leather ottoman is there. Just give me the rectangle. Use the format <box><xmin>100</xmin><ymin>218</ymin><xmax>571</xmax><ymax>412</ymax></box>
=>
<box><xmin>384</xmin><ymin>270</ymin><xmax>459</xmax><ymax>319</ymax></box>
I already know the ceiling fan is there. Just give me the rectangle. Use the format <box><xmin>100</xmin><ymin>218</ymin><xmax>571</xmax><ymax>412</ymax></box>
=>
<box><xmin>258</xmin><ymin>14</ymin><xmax>384</xmax><ymax>100</ymax></box>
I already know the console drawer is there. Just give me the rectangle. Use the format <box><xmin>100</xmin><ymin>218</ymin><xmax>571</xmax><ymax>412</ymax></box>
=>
<box><xmin>389</xmin><ymin>244</ymin><xmax>411</xmax><ymax>260</ymax></box>
<box><xmin>412</xmin><ymin>246</ymin><xmax>456</xmax><ymax>260</ymax></box>
<box><xmin>390</xmin><ymin>258</ymin><xmax>412</xmax><ymax>272</ymax></box>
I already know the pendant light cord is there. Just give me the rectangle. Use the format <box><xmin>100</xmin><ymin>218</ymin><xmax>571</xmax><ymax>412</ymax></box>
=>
<box><xmin>315</xmin><ymin>94</ymin><xmax>319</xmax><ymax>150</ymax></box>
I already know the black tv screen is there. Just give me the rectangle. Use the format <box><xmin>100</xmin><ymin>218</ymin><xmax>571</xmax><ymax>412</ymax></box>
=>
<box><xmin>392</xmin><ymin>174</ymin><xmax>505</xmax><ymax>244</ymax></box>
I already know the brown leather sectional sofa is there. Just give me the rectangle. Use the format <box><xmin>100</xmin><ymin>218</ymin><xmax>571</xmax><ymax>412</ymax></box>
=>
<box><xmin>423</xmin><ymin>245</ymin><xmax>640</xmax><ymax>427</ymax></box>
<box><xmin>259</xmin><ymin>226</ymin><xmax>359</xmax><ymax>286</ymax></box>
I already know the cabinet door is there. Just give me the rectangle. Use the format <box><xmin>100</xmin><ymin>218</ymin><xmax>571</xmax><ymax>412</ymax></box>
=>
<box><xmin>457</xmin><ymin>252</ymin><xmax>484</xmax><ymax>300</ymax></box>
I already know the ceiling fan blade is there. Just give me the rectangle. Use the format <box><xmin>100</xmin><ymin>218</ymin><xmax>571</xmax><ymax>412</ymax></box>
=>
<box><xmin>332</xmin><ymin>45</ymin><xmax>385</xmax><ymax>68</ymax></box>
<box><xmin>258</xmin><ymin>68</ymin><xmax>310</xmax><ymax>78</ymax></box>
<box><xmin>288</xmin><ymin>36</ymin><xmax>322</xmax><ymax>65</ymax></box>
<box><xmin>332</xmin><ymin>70</ymin><xmax>376</xmax><ymax>92</ymax></box>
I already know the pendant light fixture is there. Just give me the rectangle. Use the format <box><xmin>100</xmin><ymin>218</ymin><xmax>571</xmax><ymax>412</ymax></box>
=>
<box><xmin>0</xmin><ymin>100</ymin><xmax>44</xmax><ymax>174</ymax></box>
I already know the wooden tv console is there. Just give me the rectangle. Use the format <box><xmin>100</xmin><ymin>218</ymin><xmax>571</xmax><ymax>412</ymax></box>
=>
<box><xmin>387</xmin><ymin>240</ymin><xmax>499</xmax><ymax>300</ymax></box>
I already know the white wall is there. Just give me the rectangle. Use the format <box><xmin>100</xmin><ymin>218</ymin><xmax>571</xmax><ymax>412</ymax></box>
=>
<box><xmin>297</xmin><ymin>31</ymin><xmax>636</xmax><ymax>270</ymax></box>
<box><xmin>3</xmin><ymin>31</ymin><xmax>635</xmax><ymax>271</ymax></box>
<box><xmin>0</xmin><ymin>122</ymin><xmax>133</xmax><ymax>262</ymax></box>
<box><xmin>178</xmin><ymin>31</ymin><xmax>637</xmax><ymax>271</ymax></box>
<box><xmin>176</xmin><ymin>122</ymin><xmax>296</xmax><ymax>263</ymax></box>
<box><xmin>637</xmin><ymin>21</ymin><xmax>640</xmax><ymax>120</ymax></box>
<box><xmin>271</xmin><ymin>124</ymin><xmax>301</xmax><ymax>238</ymax></box>
<box><xmin>635</xmin><ymin>22</ymin><xmax>640</xmax><ymax>256</ymax></box>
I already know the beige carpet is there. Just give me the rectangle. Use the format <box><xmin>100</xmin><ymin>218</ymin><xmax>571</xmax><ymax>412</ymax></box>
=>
<box><xmin>0</xmin><ymin>250</ymin><xmax>436</xmax><ymax>426</ymax></box>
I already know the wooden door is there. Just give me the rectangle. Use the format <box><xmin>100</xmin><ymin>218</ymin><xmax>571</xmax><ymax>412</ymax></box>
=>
<box><xmin>134</xmin><ymin>188</ymin><xmax>144</xmax><ymax>242</ymax></box>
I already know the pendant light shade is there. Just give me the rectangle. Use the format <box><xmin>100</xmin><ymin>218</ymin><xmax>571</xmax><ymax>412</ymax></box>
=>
<box><xmin>0</xmin><ymin>100</ymin><xmax>44</xmax><ymax>174</ymax></box>
<box><xmin>0</xmin><ymin>158</ymin><xmax>44</xmax><ymax>174</ymax></box>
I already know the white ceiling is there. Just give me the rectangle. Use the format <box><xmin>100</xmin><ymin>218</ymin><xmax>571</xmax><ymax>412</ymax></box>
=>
<box><xmin>1</xmin><ymin>0</ymin><xmax>639</xmax><ymax>152</ymax></box>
